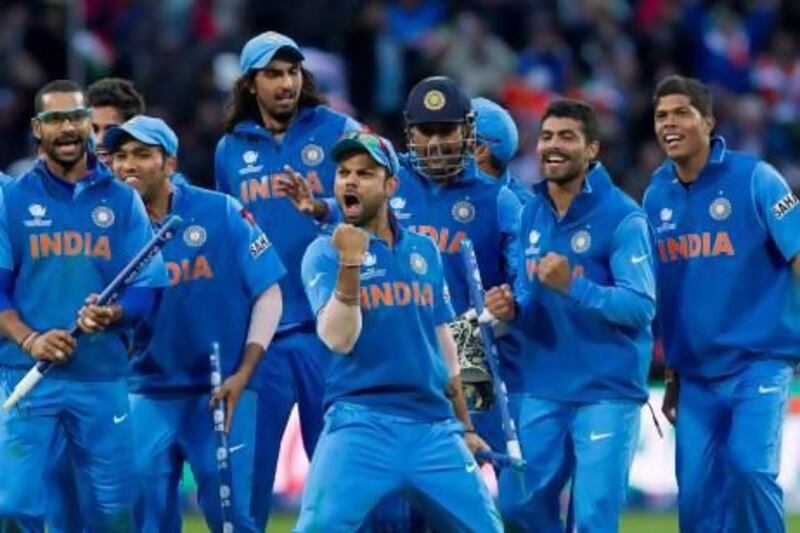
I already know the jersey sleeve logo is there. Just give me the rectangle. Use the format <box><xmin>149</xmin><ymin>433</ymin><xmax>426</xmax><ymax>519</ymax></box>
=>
<box><xmin>24</xmin><ymin>204</ymin><xmax>52</xmax><ymax>227</ymax></box>
<box><xmin>183</xmin><ymin>225</ymin><xmax>207</xmax><ymax>247</ymax></box>
<box><xmin>773</xmin><ymin>192</ymin><xmax>799</xmax><ymax>220</ymax></box>
<box><xmin>709</xmin><ymin>197</ymin><xmax>732</xmax><ymax>221</ymax></box>
<box><xmin>91</xmin><ymin>206</ymin><xmax>115</xmax><ymax>228</ymax></box>
<box><xmin>249</xmin><ymin>232</ymin><xmax>271</xmax><ymax>259</ymax></box>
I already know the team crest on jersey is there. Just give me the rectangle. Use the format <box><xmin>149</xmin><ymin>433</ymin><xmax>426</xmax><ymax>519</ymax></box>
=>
<box><xmin>24</xmin><ymin>204</ymin><xmax>52</xmax><ymax>228</ymax></box>
<box><xmin>571</xmin><ymin>230</ymin><xmax>591</xmax><ymax>253</ymax></box>
<box><xmin>423</xmin><ymin>90</ymin><xmax>446</xmax><ymax>111</ymax></box>
<box><xmin>243</xmin><ymin>151</ymin><xmax>258</xmax><ymax>165</ymax></box>
<box><xmin>362</xmin><ymin>251</ymin><xmax>377</xmax><ymax>267</ymax></box>
<box><xmin>301</xmin><ymin>144</ymin><xmax>324</xmax><ymax>166</ymax></box>
<box><xmin>390</xmin><ymin>196</ymin><xmax>406</xmax><ymax>210</ymax></box>
<box><xmin>657</xmin><ymin>207</ymin><xmax>676</xmax><ymax>233</ymax></box>
<box><xmin>239</xmin><ymin>150</ymin><xmax>263</xmax><ymax>175</ymax></box>
<box><xmin>91</xmin><ymin>206</ymin><xmax>115</xmax><ymax>228</ymax></box>
<box><xmin>183</xmin><ymin>225</ymin><xmax>207</xmax><ymax>247</ymax></box>
<box><xmin>451</xmin><ymin>200</ymin><xmax>475</xmax><ymax>223</ymax></box>
<box><xmin>410</xmin><ymin>252</ymin><xmax>428</xmax><ymax>275</ymax></box>
<box><xmin>709</xmin><ymin>197</ymin><xmax>732</xmax><ymax>221</ymax></box>
<box><xmin>526</xmin><ymin>229</ymin><xmax>541</xmax><ymax>255</ymax></box>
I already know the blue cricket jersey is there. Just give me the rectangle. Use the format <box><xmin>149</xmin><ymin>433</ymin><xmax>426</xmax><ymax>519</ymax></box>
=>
<box><xmin>391</xmin><ymin>156</ymin><xmax>521</xmax><ymax>316</ymax></box>
<box><xmin>302</xmin><ymin>222</ymin><xmax>456</xmax><ymax>421</ymax></box>
<box><xmin>128</xmin><ymin>183</ymin><xmax>286</xmax><ymax>393</ymax></box>
<box><xmin>643</xmin><ymin>136</ymin><xmax>800</xmax><ymax>379</ymax></box>
<box><xmin>514</xmin><ymin>163</ymin><xmax>656</xmax><ymax>402</ymax></box>
<box><xmin>478</xmin><ymin>167</ymin><xmax>534</xmax><ymax>204</ymax></box>
<box><xmin>0</xmin><ymin>157</ymin><xmax>168</xmax><ymax>380</ymax></box>
<box><xmin>214</xmin><ymin>106</ymin><xmax>358</xmax><ymax>329</ymax></box>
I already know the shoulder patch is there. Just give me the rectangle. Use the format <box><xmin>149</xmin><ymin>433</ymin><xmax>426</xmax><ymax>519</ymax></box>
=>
<box><xmin>773</xmin><ymin>192</ymin><xmax>799</xmax><ymax>220</ymax></box>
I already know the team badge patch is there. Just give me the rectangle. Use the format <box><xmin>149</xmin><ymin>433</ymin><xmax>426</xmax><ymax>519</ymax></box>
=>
<box><xmin>660</xmin><ymin>208</ymin><xmax>672</xmax><ymax>222</ymax></box>
<box><xmin>242</xmin><ymin>150</ymin><xmax>258</xmax><ymax>164</ymax></box>
<box><xmin>709</xmin><ymin>197</ymin><xmax>732</xmax><ymax>221</ymax></box>
<box><xmin>773</xmin><ymin>192</ymin><xmax>799</xmax><ymax>220</ymax></box>
<box><xmin>389</xmin><ymin>196</ymin><xmax>406</xmax><ymax>210</ymax></box>
<box><xmin>362</xmin><ymin>251</ymin><xmax>377</xmax><ymax>267</ymax></box>
<box><xmin>91</xmin><ymin>206</ymin><xmax>115</xmax><ymax>228</ymax></box>
<box><xmin>24</xmin><ymin>203</ymin><xmax>52</xmax><ymax>228</ymax></box>
<box><xmin>423</xmin><ymin>89</ymin><xmax>446</xmax><ymax>111</ymax></box>
<box><xmin>451</xmin><ymin>200</ymin><xmax>475</xmax><ymax>223</ymax></box>
<box><xmin>183</xmin><ymin>225</ymin><xmax>207</xmax><ymax>247</ymax></box>
<box><xmin>529</xmin><ymin>230</ymin><xmax>540</xmax><ymax>245</ymax></box>
<box><xmin>410</xmin><ymin>252</ymin><xmax>428</xmax><ymax>275</ymax></box>
<box><xmin>249</xmin><ymin>233</ymin><xmax>271</xmax><ymax>259</ymax></box>
<box><xmin>301</xmin><ymin>144</ymin><xmax>324</xmax><ymax>166</ymax></box>
<box><xmin>571</xmin><ymin>230</ymin><xmax>591</xmax><ymax>253</ymax></box>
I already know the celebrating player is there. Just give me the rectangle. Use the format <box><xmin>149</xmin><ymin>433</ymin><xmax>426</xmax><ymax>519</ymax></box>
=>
<box><xmin>485</xmin><ymin>99</ymin><xmax>656</xmax><ymax>532</ymax></box>
<box><xmin>644</xmin><ymin>75</ymin><xmax>800</xmax><ymax>532</ymax></box>
<box><xmin>105</xmin><ymin>115</ymin><xmax>285</xmax><ymax>532</ymax></box>
<box><xmin>214</xmin><ymin>30</ymin><xmax>359</xmax><ymax>529</ymax></box>
<box><xmin>471</xmin><ymin>97</ymin><xmax>532</xmax><ymax>202</ymax></box>
<box><xmin>0</xmin><ymin>80</ymin><xmax>167</xmax><ymax>529</ymax></box>
<box><xmin>86</xmin><ymin>78</ymin><xmax>146</xmax><ymax>164</ymax></box>
<box><xmin>296</xmin><ymin>130</ymin><xmax>502</xmax><ymax>532</ymax></box>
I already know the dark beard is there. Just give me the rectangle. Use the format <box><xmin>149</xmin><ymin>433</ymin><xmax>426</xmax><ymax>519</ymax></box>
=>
<box><xmin>43</xmin><ymin>140</ymin><xmax>88</xmax><ymax>171</ymax></box>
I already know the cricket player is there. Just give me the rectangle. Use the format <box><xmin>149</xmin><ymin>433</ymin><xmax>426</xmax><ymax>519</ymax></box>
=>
<box><xmin>104</xmin><ymin>115</ymin><xmax>285</xmax><ymax>532</ymax></box>
<box><xmin>297</xmin><ymin>130</ymin><xmax>502</xmax><ymax>532</ymax></box>
<box><xmin>485</xmin><ymin>99</ymin><xmax>656</xmax><ymax>532</ymax></box>
<box><xmin>643</xmin><ymin>75</ymin><xmax>800</xmax><ymax>532</ymax></box>
<box><xmin>214</xmin><ymin>30</ymin><xmax>359</xmax><ymax>529</ymax></box>
<box><xmin>87</xmin><ymin>78</ymin><xmax>146</xmax><ymax>164</ymax></box>
<box><xmin>0</xmin><ymin>80</ymin><xmax>167</xmax><ymax>530</ymax></box>
<box><xmin>472</xmin><ymin>97</ymin><xmax>532</xmax><ymax>202</ymax></box>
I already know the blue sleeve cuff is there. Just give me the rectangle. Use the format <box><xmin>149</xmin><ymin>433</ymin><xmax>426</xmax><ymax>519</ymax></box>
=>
<box><xmin>118</xmin><ymin>286</ymin><xmax>160</xmax><ymax>325</ymax></box>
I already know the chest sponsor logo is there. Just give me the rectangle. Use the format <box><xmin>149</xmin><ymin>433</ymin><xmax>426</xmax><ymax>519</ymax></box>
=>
<box><xmin>571</xmin><ymin>230</ymin><xmax>591</xmax><ymax>253</ymax></box>
<box><xmin>656</xmin><ymin>207</ymin><xmax>676</xmax><ymax>233</ymax></box>
<box><xmin>656</xmin><ymin>231</ymin><xmax>735</xmax><ymax>263</ymax></box>
<box><xmin>239</xmin><ymin>150</ymin><xmax>263</xmax><ymax>175</ymax></box>
<box><xmin>451</xmin><ymin>200</ymin><xmax>475</xmax><ymax>223</ymax></box>
<box><xmin>301</xmin><ymin>144</ymin><xmax>324</xmax><ymax>166</ymax></box>
<box><xmin>410</xmin><ymin>225</ymin><xmax>467</xmax><ymax>254</ymax></box>
<box><xmin>183</xmin><ymin>225</ymin><xmax>207</xmax><ymax>247</ymax></box>
<box><xmin>709</xmin><ymin>197</ymin><xmax>732</xmax><ymax>221</ymax></box>
<box><xmin>167</xmin><ymin>255</ymin><xmax>214</xmax><ymax>286</ymax></box>
<box><xmin>24</xmin><ymin>204</ymin><xmax>52</xmax><ymax>228</ymax></box>
<box><xmin>360</xmin><ymin>281</ymin><xmax>434</xmax><ymax>310</ymax></box>
<box><xmin>239</xmin><ymin>171</ymin><xmax>323</xmax><ymax>204</ymax></box>
<box><xmin>773</xmin><ymin>192</ymin><xmax>799</xmax><ymax>220</ymax></box>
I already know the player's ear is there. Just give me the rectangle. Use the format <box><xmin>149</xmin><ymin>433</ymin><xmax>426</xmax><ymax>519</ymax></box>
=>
<box><xmin>163</xmin><ymin>155</ymin><xmax>178</xmax><ymax>175</ymax></box>
<box><xmin>474</xmin><ymin>144</ymin><xmax>490</xmax><ymax>166</ymax></box>
<box><xmin>702</xmin><ymin>114</ymin><xmax>715</xmax><ymax>136</ymax></box>
<box><xmin>385</xmin><ymin>173</ymin><xmax>398</xmax><ymax>196</ymax></box>
<box><xmin>31</xmin><ymin>118</ymin><xmax>42</xmax><ymax>143</ymax></box>
<box><xmin>586</xmin><ymin>139</ymin><xmax>600</xmax><ymax>161</ymax></box>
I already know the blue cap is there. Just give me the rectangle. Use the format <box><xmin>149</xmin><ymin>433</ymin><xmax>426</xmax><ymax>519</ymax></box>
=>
<box><xmin>104</xmin><ymin>115</ymin><xmax>179</xmax><ymax>157</ymax></box>
<box><xmin>331</xmin><ymin>131</ymin><xmax>400</xmax><ymax>176</ymax></box>
<box><xmin>240</xmin><ymin>31</ymin><xmax>304</xmax><ymax>73</ymax></box>
<box><xmin>405</xmin><ymin>76</ymin><xmax>472</xmax><ymax>125</ymax></box>
<box><xmin>472</xmin><ymin>97</ymin><xmax>518</xmax><ymax>164</ymax></box>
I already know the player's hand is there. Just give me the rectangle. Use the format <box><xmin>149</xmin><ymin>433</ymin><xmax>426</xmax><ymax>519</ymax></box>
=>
<box><xmin>77</xmin><ymin>294</ymin><xmax>122</xmax><ymax>333</ymax></box>
<box><xmin>537</xmin><ymin>252</ymin><xmax>572</xmax><ymax>293</ymax></box>
<box><xmin>485</xmin><ymin>284</ymin><xmax>515</xmax><ymax>321</ymax></box>
<box><xmin>464</xmin><ymin>431</ymin><xmax>491</xmax><ymax>455</ymax></box>
<box><xmin>662</xmin><ymin>377</ymin><xmax>679</xmax><ymax>425</ymax></box>
<box><xmin>28</xmin><ymin>329</ymin><xmax>76</xmax><ymax>362</ymax></box>
<box><xmin>210</xmin><ymin>371</ymin><xmax>248</xmax><ymax>434</ymax></box>
<box><xmin>275</xmin><ymin>165</ymin><xmax>325</xmax><ymax>217</ymax></box>
<box><xmin>332</xmin><ymin>223</ymin><xmax>368</xmax><ymax>265</ymax></box>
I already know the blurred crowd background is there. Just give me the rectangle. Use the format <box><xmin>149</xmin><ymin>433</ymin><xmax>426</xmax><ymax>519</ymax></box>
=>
<box><xmin>1</xmin><ymin>0</ymin><xmax>799</xmax><ymax>198</ymax></box>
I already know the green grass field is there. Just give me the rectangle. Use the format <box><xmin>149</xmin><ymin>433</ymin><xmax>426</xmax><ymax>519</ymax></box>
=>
<box><xmin>182</xmin><ymin>512</ymin><xmax>800</xmax><ymax>532</ymax></box>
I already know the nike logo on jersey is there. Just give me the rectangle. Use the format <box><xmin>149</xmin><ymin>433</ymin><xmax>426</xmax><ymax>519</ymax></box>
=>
<box><xmin>631</xmin><ymin>254</ymin><xmax>649</xmax><ymax>264</ymax></box>
<box><xmin>465</xmin><ymin>462</ymin><xmax>478</xmax><ymax>473</ymax></box>
<box><xmin>229</xmin><ymin>444</ymin><xmax>246</xmax><ymax>454</ymax></box>
<box><xmin>113</xmin><ymin>414</ymin><xmax>128</xmax><ymax>424</ymax></box>
<box><xmin>308</xmin><ymin>273</ymin><xmax>325</xmax><ymax>288</ymax></box>
<box><xmin>758</xmin><ymin>385</ymin><xmax>782</xmax><ymax>395</ymax></box>
<box><xmin>589</xmin><ymin>431</ymin><xmax>613</xmax><ymax>442</ymax></box>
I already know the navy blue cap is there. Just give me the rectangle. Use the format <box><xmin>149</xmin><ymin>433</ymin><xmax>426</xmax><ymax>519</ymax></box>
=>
<box><xmin>405</xmin><ymin>76</ymin><xmax>472</xmax><ymax>125</ymax></box>
<box><xmin>331</xmin><ymin>131</ymin><xmax>399</xmax><ymax>176</ymax></box>
<box><xmin>104</xmin><ymin>115</ymin><xmax>178</xmax><ymax>156</ymax></box>
<box><xmin>240</xmin><ymin>31</ymin><xmax>304</xmax><ymax>72</ymax></box>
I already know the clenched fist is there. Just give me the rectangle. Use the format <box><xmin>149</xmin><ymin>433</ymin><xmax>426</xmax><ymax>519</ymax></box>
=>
<box><xmin>332</xmin><ymin>223</ymin><xmax>368</xmax><ymax>265</ymax></box>
<box><xmin>537</xmin><ymin>252</ymin><xmax>572</xmax><ymax>293</ymax></box>
<box><xmin>485</xmin><ymin>284</ymin><xmax>515</xmax><ymax>321</ymax></box>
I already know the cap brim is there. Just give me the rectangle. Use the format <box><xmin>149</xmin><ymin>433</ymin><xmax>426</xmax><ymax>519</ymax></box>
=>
<box><xmin>104</xmin><ymin>125</ymin><xmax>162</xmax><ymax>154</ymax></box>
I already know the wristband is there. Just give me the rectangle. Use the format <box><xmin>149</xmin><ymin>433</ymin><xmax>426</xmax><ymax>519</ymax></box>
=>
<box><xmin>20</xmin><ymin>331</ymin><xmax>39</xmax><ymax>353</ymax></box>
<box><xmin>334</xmin><ymin>289</ymin><xmax>360</xmax><ymax>306</ymax></box>
<box><xmin>339</xmin><ymin>260</ymin><xmax>362</xmax><ymax>268</ymax></box>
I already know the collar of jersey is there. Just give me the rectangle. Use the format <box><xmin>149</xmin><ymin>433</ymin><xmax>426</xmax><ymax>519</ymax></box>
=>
<box><xmin>364</xmin><ymin>211</ymin><xmax>404</xmax><ymax>247</ymax></box>
<box><xmin>231</xmin><ymin>107</ymin><xmax>318</xmax><ymax>139</ymax></box>
<box><xmin>34</xmin><ymin>151</ymin><xmax>112</xmax><ymax>198</ymax></box>
<box><xmin>655</xmin><ymin>135</ymin><xmax>728</xmax><ymax>185</ymax></box>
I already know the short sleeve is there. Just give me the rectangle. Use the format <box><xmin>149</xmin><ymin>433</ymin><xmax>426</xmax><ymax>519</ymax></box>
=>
<box><xmin>301</xmin><ymin>237</ymin><xmax>339</xmax><ymax>315</ymax></box>
<box><xmin>752</xmin><ymin>162</ymin><xmax>800</xmax><ymax>261</ymax></box>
